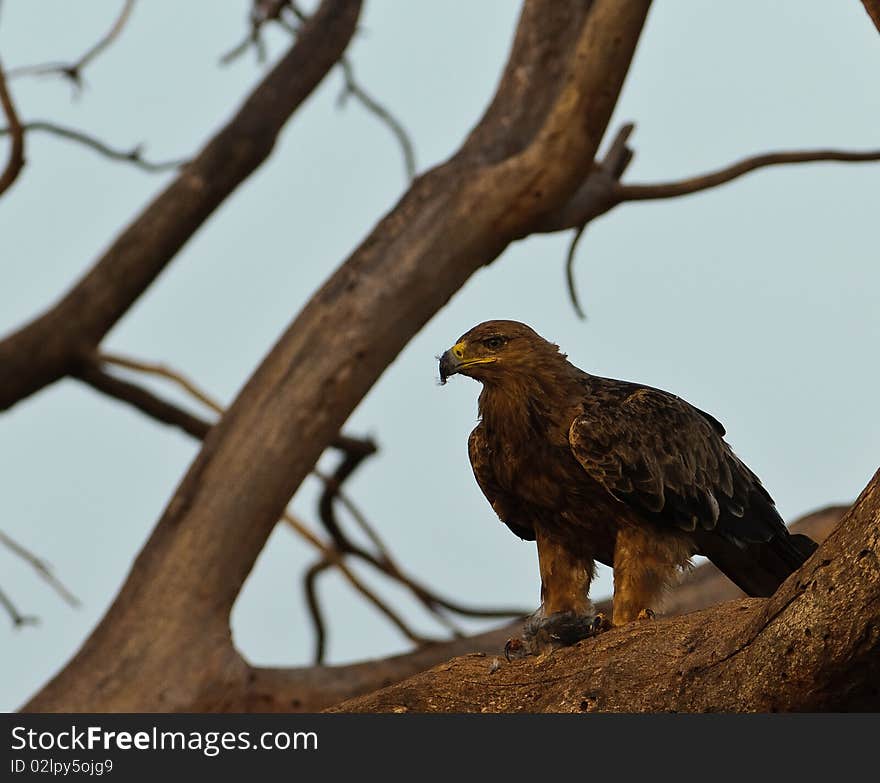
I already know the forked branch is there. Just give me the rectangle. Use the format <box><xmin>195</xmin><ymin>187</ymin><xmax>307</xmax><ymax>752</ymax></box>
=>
<box><xmin>6</xmin><ymin>0</ymin><xmax>136</xmax><ymax>91</ymax></box>
<box><xmin>547</xmin><ymin>129</ymin><xmax>880</xmax><ymax>318</ymax></box>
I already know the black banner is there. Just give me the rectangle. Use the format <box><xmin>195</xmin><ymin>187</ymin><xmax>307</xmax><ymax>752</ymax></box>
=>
<box><xmin>1</xmin><ymin>713</ymin><xmax>875</xmax><ymax>779</ymax></box>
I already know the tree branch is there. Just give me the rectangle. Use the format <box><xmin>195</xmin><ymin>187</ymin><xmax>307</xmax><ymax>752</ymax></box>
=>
<box><xmin>74</xmin><ymin>355</ymin><xmax>520</xmax><ymax>651</ymax></box>
<box><xmin>540</xmin><ymin>142</ymin><xmax>880</xmax><ymax>232</ymax></box>
<box><xmin>0</xmin><ymin>59</ymin><xmax>24</xmax><ymax>198</ymax></box>
<box><xmin>0</xmin><ymin>0</ymin><xmax>363</xmax><ymax>411</ymax></box>
<box><xmin>6</xmin><ymin>0</ymin><xmax>136</xmax><ymax>90</ymax></box>
<box><xmin>539</xmin><ymin>134</ymin><xmax>880</xmax><ymax>317</ymax></box>
<box><xmin>24</xmin><ymin>0</ymin><xmax>652</xmax><ymax>713</ymax></box>
<box><xmin>215</xmin><ymin>504</ymin><xmax>849</xmax><ymax>713</ymax></box>
<box><xmin>0</xmin><ymin>121</ymin><xmax>186</xmax><ymax>172</ymax></box>
<box><xmin>617</xmin><ymin>148</ymin><xmax>880</xmax><ymax>202</ymax></box>
<box><xmin>330</xmin><ymin>482</ymin><xmax>878</xmax><ymax>712</ymax></box>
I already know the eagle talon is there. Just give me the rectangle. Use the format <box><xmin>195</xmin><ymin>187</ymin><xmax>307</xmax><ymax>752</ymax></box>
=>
<box><xmin>522</xmin><ymin>609</ymin><xmax>600</xmax><ymax>654</ymax></box>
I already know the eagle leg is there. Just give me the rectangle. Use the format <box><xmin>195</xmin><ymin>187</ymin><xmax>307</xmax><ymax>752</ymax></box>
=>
<box><xmin>503</xmin><ymin>528</ymin><xmax>600</xmax><ymax>657</ymax></box>
<box><xmin>612</xmin><ymin>526</ymin><xmax>689</xmax><ymax>625</ymax></box>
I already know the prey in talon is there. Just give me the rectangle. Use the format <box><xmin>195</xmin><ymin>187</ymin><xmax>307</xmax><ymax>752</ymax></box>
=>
<box><xmin>438</xmin><ymin>321</ymin><xmax>818</xmax><ymax>657</ymax></box>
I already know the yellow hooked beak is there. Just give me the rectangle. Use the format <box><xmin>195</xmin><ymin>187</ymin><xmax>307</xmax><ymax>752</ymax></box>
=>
<box><xmin>438</xmin><ymin>341</ymin><xmax>497</xmax><ymax>383</ymax></box>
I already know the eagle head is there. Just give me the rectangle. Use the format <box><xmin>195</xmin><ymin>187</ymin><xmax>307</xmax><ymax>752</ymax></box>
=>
<box><xmin>438</xmin><ymin>320</ymin><xmax>563</xmax><ymax>385</ymax></box>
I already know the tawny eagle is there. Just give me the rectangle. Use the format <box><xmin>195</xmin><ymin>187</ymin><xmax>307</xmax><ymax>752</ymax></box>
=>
<box><xmin>439</xmin><ymin>320</ymin><xmax>816</xmax><ymax>652</ymax></box>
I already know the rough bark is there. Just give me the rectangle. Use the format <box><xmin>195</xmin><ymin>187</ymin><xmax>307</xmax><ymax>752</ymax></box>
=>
<box><xmin>220</xmin><ymin>505</ymin><xmax>847</xmax><ymax>713</ymax></box>
<box><xmin>23</xmin><ymin>0</ymin><xmax>652</xmax><ymax>713</ymax></box>
<box><xmin>330</xmin><ymin>477</ymin><xmax>879</xmax><ymax>713</ymax></box>
<box><xmin>0</xmin><ymin>0</ymin><xmax>362</xmax><ymax>410</ymax></box>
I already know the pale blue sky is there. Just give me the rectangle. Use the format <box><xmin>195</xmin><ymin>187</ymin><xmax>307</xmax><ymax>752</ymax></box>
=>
<box><xmin>1</xmin><ymin>1</ymin><xmax>878</xmax><ymax>711</ymax></box>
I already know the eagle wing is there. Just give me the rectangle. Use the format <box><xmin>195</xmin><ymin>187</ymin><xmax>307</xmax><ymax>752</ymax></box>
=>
<box><xmin>568</xmin><ymin>384</ymin><xmax>787</xmax><ymax>547</ymax></box>
<box><xmin>468</xmin><ymin>424</ymin><xmax>536</xmax><ymax>541</ymax></box>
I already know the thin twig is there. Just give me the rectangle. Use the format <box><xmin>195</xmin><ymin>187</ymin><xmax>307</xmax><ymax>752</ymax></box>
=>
<box><xmin>0</xmin><ymin>586</ymin><xmax>38</xmax><ymax>628</ymax></box>
<box><xmin>220</xmin><ymin>0</ymin><xmax>291</xmax><ymax>65</ymax></box>
<box><xmin>617</xmin><ymin>149</ymin><xmax>880</xmax><ymax>202</ymax></box>
<box><xmin>558</xmin><ymin>134</ymin><xmax>880</xmax><ymax>320</ymax></box>
<box><xmin>7</xmin><ymin>0</ymin><xmax>136</xmax><ymax>90</ymax></box>
<box><xmin>0</xmin><ymin>531</ymin><xmax>80</xmax><ymax>607</ymax></box>
<box><xmin>282</xmin><ymin>511</ymin><xmax>432</xmax><ymax>650</ymax></box>
<box><xmin>304</xmin><ymin>558</ymin><xmax>332</xmax><ymax>663</ymax></box>
<box><xmin>0</xmin><ymin>121</ymin><xmax>186</xmax><ymax>173</ymax></box>
<box><xmin>337</xmin><ymin>56</ymin><xmax>416</xmax><ymax>181</ymax></box>
<box><xmin>0</xmin><ymin>59</ymin><xmax>25</xmax><ymax>198</ymax></box>
<box><xmin>226</xmin><ymin>0</ymin><xmax>416</xmax><ymax>181</ymax></box>
<box><xmin>564</xmin><ymin>224</ymin><xmax>589</xmax><ymax>321</ymax></box>
<box><xmin>98</xmin><ymin>352</ymin><xmax>222</xmax><ymax>413</ymax></box>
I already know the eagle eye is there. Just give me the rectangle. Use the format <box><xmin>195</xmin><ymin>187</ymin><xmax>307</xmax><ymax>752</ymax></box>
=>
<box><xmin>483</xmin><ymin>336</ymin><xmax>506</xmax><ymax>350</ymax></box>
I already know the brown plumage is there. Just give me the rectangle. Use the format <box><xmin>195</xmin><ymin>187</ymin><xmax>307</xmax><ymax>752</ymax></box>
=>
<box><xmin>439</xmin><ymin>320</ymin><xmax>817</xmax><ymax>651</ymax></box>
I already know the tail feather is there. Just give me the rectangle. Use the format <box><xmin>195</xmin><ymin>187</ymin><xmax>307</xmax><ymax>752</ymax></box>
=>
<box><xmin>694</xmin><ymin>529</ymin><xmax>818</xmax><ymax>598</ymax></box>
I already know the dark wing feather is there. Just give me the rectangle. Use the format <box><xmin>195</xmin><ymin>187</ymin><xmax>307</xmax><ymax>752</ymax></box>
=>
<box><xmin>568</xmin><ymin>384</ymin><xmax>816</xmax><ymax>595</ymax></box>
<box><xmin>468</xmin><ymin>424</ymin><xmax>535</xmax><ymax>541</ymax></box>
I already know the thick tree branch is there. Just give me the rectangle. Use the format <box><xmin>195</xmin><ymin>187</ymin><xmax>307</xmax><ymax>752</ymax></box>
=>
<box><xmin>0</xmin><ymin>121</ymin><xmax>186</xmax><ymax>172</ymax></box>
<box><xmin>74</xmin><ymin>355</ymin><xmax>521</xmax><ymax>651</ymax></box>
<box><xmin>0</xmin><ymin>60</ymin><xmax>24</xmax><ymax>198</ymax></box>
<box><xmin>24</xmin><ymin>0</ymin><xmax>652</xmax><ymax>713</ymax></box>
<box><xmin>7</xmin><ymin>0</ymin><xmax>136</xmax><ymax>90</ymax></box>
<box><xmin>207</xmin><ymin>505</ymin><xmax>850</xmax><ymax>713</ymax></box>
<box><xmin>331</xmin><ymin>481</ymin><xmax>878</xmax><ymax>713</ymax></box>
<box><xmin>0</xmin><ymin>0</ymin><xmax>363</xmax><ymax>411</ymax></box>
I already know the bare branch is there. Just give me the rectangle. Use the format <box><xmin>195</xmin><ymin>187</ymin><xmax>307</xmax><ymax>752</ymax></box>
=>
<box><xmin>0</xmin><ymin>59</ymin><xmax>24</xmax><ymax>198</ymax></box>
<box><xmin>564</xmin><ymin>224</ymin><xmax>589</xmax><ymax>320</ymax></box>
<box><xmin>0</xmin><ymin>0</ymin><xmax>363</xmax><ymax>412</ymax></box>
<box><xmin>24</xmin><ymin>0</ymin><xmax>653</xmax><ymax>713</ymax></box>
<box><xmin>0</xmin><ymin>586</ymin><xmax>38</xmax><ymax>629</ymax></box>
<box><xmin>74</xmin><ymin>360</ymin><xmax>212</xmax><ymax>440</ymax></box>
<box><xmin>283</xmin><ymin>511</ymin><xmax>434</xmax><ymax>651</ymax></box>
<box><xmin>617</xmin><ymin>148</ymin><xmax>880</xmax><ymax>202</ymax></box>
<box><xmin>225</xmin><ymin>1</ymin><xmax>417</xmax><ymax>181</ymax></box>
<box><xmin>303</xmin><ymin>558</ymin><xmax>332</xmax><ymax>663</ymax></box>
<box><xmin>539</xmin><ymin>131</ymin><xmax>880</xmax><ymax>318</ymax></box>
<box><xmin>78</xmin><ymin>354</ymin><xmax>509</xmax><ymax>644</ymax></box>
<box><xmin>0</xmin><ymin>531</ymin><xmax>80</xmax><ymax>608</ymax></box>
<box><xmin>547</xmin><ymin>122</ymin><xmax>636</xmax><ymax>319</ymax></box>
<box><xmin>7</xmin><ymin>0</ymin><xmax>136</xmax><ymax>91</ymax></box>
<box><xmin>98</xmin><ymin>352</ymin><xmax>223</xmax><ymax>414</ymax></box>
<box><xmin>0</xmin><ymin>121</ymin><xmax>186</xmax><ymax>172</ymax></box>
<box><xmin>337</xmin><ymin>56</ymin><xmax>417</xmax><ymax>181</ymax></box>
<box><xmin>315</xmin><ymin>444</ymin><xmax>526</xmax><ymax>630</ymax></box>
<box><xmin>220</xmin><ymin>0</ymin><xmax>292</xmax><ymax>65</ymax></box>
